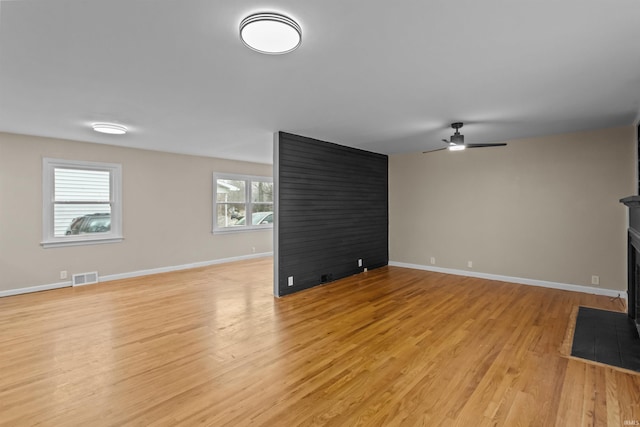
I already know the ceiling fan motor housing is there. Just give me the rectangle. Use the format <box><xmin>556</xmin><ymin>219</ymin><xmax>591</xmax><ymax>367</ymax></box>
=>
<box><xmin>451</xmin><ymin>133</ymin><xmax>464</xmax><ymax>144</ymax></box>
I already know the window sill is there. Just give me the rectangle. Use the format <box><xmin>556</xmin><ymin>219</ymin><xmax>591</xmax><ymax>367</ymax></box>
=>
<box><xmin>41</xmin><ymin>236</ymin><xmax>124</xmax><ymax>249</ymax></box>
<box><xmin>212</xmin><ymin>226</ymin><xmax>273</xmax><ymax>235</ymax></box>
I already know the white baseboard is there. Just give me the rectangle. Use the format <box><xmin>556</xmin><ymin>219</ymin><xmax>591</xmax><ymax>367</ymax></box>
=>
<box><xmin>0</xmin><ymin>281</ymin><xmax>71</xmax><ymax>298</ymax></box>
<box><xmin>388</xmin><ymin>261</ymin><xmax>628</xmax><ymax>301</ymax></box>
<box><xmin>100</xmin><ymin>252</ymin><xmax>273</xmax><ymax>282</ymax></box>
<box><xmin>0</xmin><ymin>252</ymin><xmax>273</xmax><ymax>298</ymax></box>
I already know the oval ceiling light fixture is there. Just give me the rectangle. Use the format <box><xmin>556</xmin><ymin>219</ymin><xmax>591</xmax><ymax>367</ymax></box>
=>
<box><xmin>92</xmin><ymin>123</ymin><xmax>128</xmax><ymax>135</ymax></box>
<box><xmin>240</xmin><ymin>12</ymin><xmax>302</xmax><ymax>54</ymax></box>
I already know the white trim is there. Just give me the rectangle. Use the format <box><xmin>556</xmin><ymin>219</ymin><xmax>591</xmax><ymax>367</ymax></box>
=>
<box><xmin>0</xmin><ymin>252</ymin><xmax>273</xmax><ymax>298</ymax></box>
<box><xmin>0</xmin><ymin>281</ymin><xmax>71</xmax><ymax>298</ymax></box>
<box><xmin>215</xmin><ymin>172</ymin><xmax>274</xmax><ymax>183</ymax></box>
<box><xmin>388</xmin><ymin>261</ymin><xmax>628</xmax><ymax>301</ymax></box>
<box><xmin>212</xmin><ymin>227</ymin><xmax>273</xmax><ymax>235</ymax></box>
<box><xmin>42</xmin><ymin>157</ymin><xmax>123</xmax><ymax>248</ymax></box>
<box><xmin>42</xmin><ymin>237</ymin><xmax>124</xmax><ymax>249</ymax></box>
<box><xmin>101</xmin><ymin>252</ymin><xmax>273</xmax><ymax>282</ymax></box>
<box><xmin>213</xmin><ymin>172</ymin><xmax>274</xmax><ymax>233</ymax></box>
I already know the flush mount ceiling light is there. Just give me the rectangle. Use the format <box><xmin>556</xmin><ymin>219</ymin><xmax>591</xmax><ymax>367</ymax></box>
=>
<box><xmin>240</xmin><ymin>13</ymin><xmax>301</xmax><ymax>54</ymax></box>
<box><xmin>92</xmin><ymin>123</ymin><xmax>128</xmax><ymax>135</ymax></box>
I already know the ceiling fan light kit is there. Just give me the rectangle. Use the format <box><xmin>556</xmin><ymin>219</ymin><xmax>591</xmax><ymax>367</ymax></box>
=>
<box><xmin>426</xmin><ymin>122</ymin><xmax>507</xmax><ymax>153</ymax></box>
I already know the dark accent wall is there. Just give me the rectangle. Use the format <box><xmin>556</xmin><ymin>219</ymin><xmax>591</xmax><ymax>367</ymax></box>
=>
<box><xmin>275</xmin><ymin>132</ymin><xmax>388</xmax><ymax>296</ymax></box>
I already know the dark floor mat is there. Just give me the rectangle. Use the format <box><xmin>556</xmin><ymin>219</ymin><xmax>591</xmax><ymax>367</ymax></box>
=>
<box><xmin>571</xmin><ymin>306</ymin><xmax>640</xmax><ymax>372</ymax></box>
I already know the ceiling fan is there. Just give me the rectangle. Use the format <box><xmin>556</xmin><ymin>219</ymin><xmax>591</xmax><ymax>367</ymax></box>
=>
<box><xmin>425</xmin><ymin>122</ymin><xmax>507</xmax><ymax>152</ymax></box>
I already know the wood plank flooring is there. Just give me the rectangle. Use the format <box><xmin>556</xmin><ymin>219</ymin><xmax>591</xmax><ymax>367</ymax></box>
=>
<box><xmin>0</xmin><ymin>258</ymin><xmax>638</xmax><ymax>426</ymax></box>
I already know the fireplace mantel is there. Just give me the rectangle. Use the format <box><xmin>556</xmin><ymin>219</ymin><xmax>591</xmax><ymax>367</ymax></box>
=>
<box><xmin>621</xmin><ymin>196</ymin><xmax>640</xmax><ymax>235</ymax></box>
<box><xmin>622</xmin><ymin>196</ymin><xmax>640</xmax><ymax>248</ymax></box>
<box><xmin>621</xmin><ymin>195</ymin><xmax>640</xmax><ymax>334</ymax></box>
<box><xmin>621</xmin><ymin>195</ymin><xmax>640</xmax><ymax>208</ymax></box>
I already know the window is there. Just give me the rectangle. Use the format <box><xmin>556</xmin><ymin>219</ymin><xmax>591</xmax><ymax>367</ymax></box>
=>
<box><xmin>214</xmin><ymin>173</ymin><xmax>273</xmax><ymax>232</ymax></box>
<box><xmin>42</xmin><ymin>158</ymin><xmax>122</xmax><ymax>248</ymax></box>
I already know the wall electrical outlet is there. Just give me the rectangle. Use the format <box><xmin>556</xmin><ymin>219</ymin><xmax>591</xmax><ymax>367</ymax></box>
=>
<box><xmin>467</xmin><ymin>261</ymin><xmax>473</xmax><ymax>268</ymax></box>
<box><xmin>60</xmin><ymin>270</ymin><xmax>67</xmax><ymax>280</ymax></box>
<box><xmin>288</xmin><ymin>276</ymin><xmax>294</xmax><ymax>287</ymax></box>
<box><xmin>358</xmin><ymin>259</ymin><xmax>363</xmax><ymax>267</ymax></box>
<box><xmin>591</xmin><ymin>275</ymin><xmax>600</xmax><ymax>285</ymax></box>
<box><xmin>430</xmin><ymin>257</ymin><xmax>436</xmax><ymax>265</ymax></box>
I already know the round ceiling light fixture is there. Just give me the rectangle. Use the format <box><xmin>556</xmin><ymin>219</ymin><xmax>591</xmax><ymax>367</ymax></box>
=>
<box><xmin>240</xmin><ymin>12</ymin><xmax>301</xmax><ymax>54</ymax></box>
<box><xmin>92</xmin><ymin>123</ymin><xmax>128</xmax><ymax>135</ymax></box>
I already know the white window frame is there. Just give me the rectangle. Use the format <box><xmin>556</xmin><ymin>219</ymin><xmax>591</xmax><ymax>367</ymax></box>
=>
<box><xmin>213</xmin><ymin>173</ymin><xmax>273</xmax><ymax>233</ymax></box>
<box><xmin>42</xmin><ymin>158</ymin><xmax>123</xmax><ymax>248</ymax></box>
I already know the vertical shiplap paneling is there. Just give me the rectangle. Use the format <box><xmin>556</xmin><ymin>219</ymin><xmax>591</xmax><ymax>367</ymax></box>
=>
<box><xmin>276</xmin><ymin>132</ymin><xmax>388</xmax><ymax>296</ymax></box>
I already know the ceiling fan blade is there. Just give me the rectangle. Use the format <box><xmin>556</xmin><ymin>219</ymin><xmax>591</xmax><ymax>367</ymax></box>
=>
<box><xmin>442</xmin><ymin>139</ymin><xmax>452</xmax><ymax>144</ymax></box>
<box><xmin>466</xmin><ymin>143</ymin><xmax>507</xmax><ymax>148</ymax></box>
<box><xmin>423</xmin><ymin>147</ymin><xmax>448</xmax><ymax>153</ymax></box>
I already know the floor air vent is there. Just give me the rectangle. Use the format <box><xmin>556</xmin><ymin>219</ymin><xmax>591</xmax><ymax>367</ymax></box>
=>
<box><xmin>72</xmin><ymin>271</ymin><xmax>99</xmax><ymax>286</ymax></box>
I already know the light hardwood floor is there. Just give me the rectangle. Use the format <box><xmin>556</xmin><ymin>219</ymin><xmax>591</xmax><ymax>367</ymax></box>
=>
<box><xmin>1</xmin><ymin>258</ymin><xmax>638</xmax><ymax>426</ymax></box>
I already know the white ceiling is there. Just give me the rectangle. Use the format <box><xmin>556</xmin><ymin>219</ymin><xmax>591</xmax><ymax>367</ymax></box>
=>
<box><xmin>1</xmin><ymin>1</ymin><xmax>639</xmax><ymax>164</ymax></box>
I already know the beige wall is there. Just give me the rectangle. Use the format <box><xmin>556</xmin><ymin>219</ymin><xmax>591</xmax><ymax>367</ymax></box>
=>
<box><xmin>389</xmin><ymin>126</ymin><xmax>635</xmax><ymax>291</ymax></box>
<box><xmin>0</xmin><ymin>132</ymin><xmax>273</xmax><ymax>292</ymax></box>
